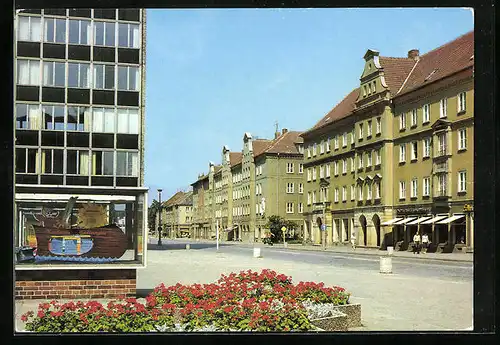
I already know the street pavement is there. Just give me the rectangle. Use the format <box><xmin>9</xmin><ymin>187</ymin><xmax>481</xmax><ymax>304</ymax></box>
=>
<box><xmin>140</xmin><ymin>239</ymin><xmax>473</xmax><ymax>331</ymax></box>
<box><xmin>15</xmin><ymin>238</ymin><xmax>473</xmax><ymax>332</ymax></box>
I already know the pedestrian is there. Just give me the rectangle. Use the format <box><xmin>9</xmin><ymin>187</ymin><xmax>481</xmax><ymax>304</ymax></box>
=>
<box><xmin>413</xmin><ymin>232</ymin><xmax>421</xmax><ymax>254</ymax></box>
<box><xmin>421</xmin><ymin>233</ymin><xmax>429</xmax><ymax>253</ymax></box>
<box><xmin>351</xmin><ymin>233</ymin><xmax>356</xmax><ymax>250</ymax></box>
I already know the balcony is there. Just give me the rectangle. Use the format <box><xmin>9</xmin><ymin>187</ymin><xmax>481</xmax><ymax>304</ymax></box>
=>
<box><xmin>436</xmin><ymin>146</ymin><xmax>448</xmax><ymax>157</ymax></box>
<box><xmin>434</xmin><ymin>188</ymin><xmax>449</xmax><ymax>200</ymax></box>
<box><xmin>434</xmin><ymin>162</ymin><xmax>448</xmax><ymax>173</ymax></box>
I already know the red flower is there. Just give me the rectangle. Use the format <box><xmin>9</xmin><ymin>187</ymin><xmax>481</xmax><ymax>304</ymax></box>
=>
<box><xmin>20</xmin><ymin>314</ymin><xmax>28</xmax><ymax>322</ymax></box>
<box><xmin>37</xmin><ymin>311</ymin><xmax>45</xmax><ymax>318</ymax></box>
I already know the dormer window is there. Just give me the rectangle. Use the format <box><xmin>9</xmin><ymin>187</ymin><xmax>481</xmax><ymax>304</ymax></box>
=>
<box><xmin>368</xmin><ymin>63</ymin><xmax>372</xmax><ymax>70</ymax></box>
<box><xmin>363</xmin><ymin>85</ymin><xmax>367</xmax><ymax>97</ymax></box>
<box><xmin>368</xmin><ymin>83</ymin><xmax>372</xmax><ymax>94</ymax></box>
<box><xmin>372</xmin><ymin>81</ymin><xmax>376</xmax><ymax>93</ymax></box>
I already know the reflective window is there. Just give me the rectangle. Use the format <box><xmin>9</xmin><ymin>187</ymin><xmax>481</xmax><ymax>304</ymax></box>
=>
<box><xmin>44</xmin><ymin>18</ymin><xmax>66</xmax><ymax>43</ymax></box>
<box><xmin>118</xmin><ymin>23</ymin><xmax>139</xmax><ymax>48</ymax></box>
<box><xmin>43</xmin><ymin>61</ymin><xmax>66</xmax><ymax>87</ymax></box>
<box><xmin>117</xmin><ymin>66</ymin><xmax>139</xmax><ymax>91</ymax></box>
<box><xmin>41</xmin><ymin>149</ymin><xmax>64</xmax><ymax>174</ymax></box>
<box><xmin>68</xmin><ymin>19</ymin><xmax>91</xmax><ymax>45</ymax></box>
<box><xmin>67</xmin><ymin>106</ymin><xmax>90</xmax><ymax>131</ymax></box>
<box><xmin>117</xmin><ymin>108</ymin><xmax>139</xmax><ymax>134</ymax></box>
<box><xmin>16</xmin><ymin>103</ymin><xmax>41</xmax><ymax>130</ymax></box>
<box><xmin>66</xmin><ymin>150</ymin><xmax>90</xmax><ymax>175</ymax></box>
<box><xmin>42</xmin><ymin>104</ymin><xmax>66</xmax><ymax>130</ymax></box>
<box><xmin>92</xmin><ymin>151</ymin><xmax>114</xmax><ymax>175</ymax></box>
<box><xmin>18</xmin><ymin>16</ymin><xmax>42</xmax><ymax>42</ymax></box>
<box><xmin>92</xmin><ymin>107</ymin><xmax>115</xmax><ymax>133</ymax></box>
<box><xmin>68</xmin><ymin>62</ymin><xmax>90</xmax><ymax>88</ymax></box>
<box><xmin>93</xmin><ymin>64</ymin><xmax>115</xmax><ymax>89</ymax></box>
<box><xmin>94</xmin><ymin>21</ymin><xmax>115</xmax><ymax>46</ymax></box>
<box><xmin>17</xmin><ymin>59</ymin><xmax>40</xmax><ymax>86</ymax></box>
<box><xmin>116</xmin><ymin>151</ymin><xmax>138</xmax><ymax>176</ymax></box>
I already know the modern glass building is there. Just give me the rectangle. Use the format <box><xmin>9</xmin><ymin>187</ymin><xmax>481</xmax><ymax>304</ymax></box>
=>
<box><xmin>14</xmin><ymin>8</ymin><xmax>148</xmax><ymax>299</ymax></box>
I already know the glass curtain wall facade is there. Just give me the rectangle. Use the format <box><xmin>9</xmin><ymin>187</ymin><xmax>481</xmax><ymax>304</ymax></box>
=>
<box><xmin>14</xmin><ymin>8</ymin><xmax>147</xmax><ymax>267</ymax></box>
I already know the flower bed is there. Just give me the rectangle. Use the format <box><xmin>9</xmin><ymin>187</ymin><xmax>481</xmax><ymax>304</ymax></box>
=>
<box><xmin>21</xmin><ymin>269</ymin><xmax>352</xmax><ymax>332</ymax></box>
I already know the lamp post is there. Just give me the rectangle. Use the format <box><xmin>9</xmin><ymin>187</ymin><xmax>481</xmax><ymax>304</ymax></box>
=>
<box><xmin>157</xmin><ymin>189</ymin><xmax>163</xmax><ymax>246</ymax></box>
<box><xmin>319</xmin><ymin>178</ymin><xmax>330</xmax><ymax>250</ymax></box>
<box><xmin>463</xmin><ymin>203</ymin><xmax>473</xmax><ymax>250</ymax></box>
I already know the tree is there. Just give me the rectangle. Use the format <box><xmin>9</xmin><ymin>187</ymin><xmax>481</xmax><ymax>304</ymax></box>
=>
<box><xmin>148</xmin><ymin>200</ymin><xmax>162</xmax><ymax>235</ymax></box>
<box><xmin>264</xmin><ymin>215</ymin><xmax>298</xmax><ymax>243</ymax></box>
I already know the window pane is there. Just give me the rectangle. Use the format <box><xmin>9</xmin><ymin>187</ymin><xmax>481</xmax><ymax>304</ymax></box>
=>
<box><xmin>93</xmin><ymin>65</ymin><xmax>103</xmax><ymax>89</ymax></box>
<box><xmin>79</xmin><ymin>107</ymin><xmax>90</xmax><ymax>131</ymax></box>
<box><xmin>54</xmin><ymin>106</ymin><xmax>65</xmax><ymax>130</ymax></box>
<box><xmin>80</xmin><ymin>63</ymin><xmax>89</xmax><ymax>88</ymax></box>
<box><xmin>129</xmin><ymin>109</ymin><xmax>139</xmax><ymax>134</ymax></box>
<box><xmin>17</xmin><ymin>60</ymin><xmax>29</xmax><ymax>84</ymax></box>
<box><xmin>16</xmin><ymin>148</ymin><xmax>26</xmax><ymax>173</ymax></box>
<box><xmin>67</xmin><ymin>150</ymin><xmax>77</xmax><ymax>174</ymax></box>
<box><xmin>117</xmin><ymin>108</ymin><xmax>128</xmax><ymax>133</ymax></box>
<box><xmin>80</xmin><ymin>20</ymin><xmax>90</xmax><ymax>45</ymax></box>
<box><xmin>29</xmin><ymin>60</ymin><xmax>40</xmax><ymax>85</ymax></box>
<box><xmin>42</xmin><ymin>149</ymin><xmax>52</xmax><ymax>173</ymax></box>
<box><xmin>118</xmin><ymin>66</ymin><xmax>127</xmax><ymax>90</ymax></box>
<box><xmin>53</xmin><ymin>150</ymin><xmax>64</xmax><ymax>174</ymax></box>
<box><xmin>129</xmin><ymin>67</ymin><xmax>138</xmax><ymax>90</ymax></box>
<box><xmin>94</xmin><ymin>21</ymin><xmax>104</xmax><ymax>45</ymax></box>
<box><xmin>105</xmin><ymin>22</ymin><xmax>115</xmax><ymax>46</ymax></box>
<box><xmin>43</xmin><ymin>105</ymin><xmax>53</xmax><ymax>129</ymax></box>
<box><xmin>30</xmin><ymin>17</ymin><xmax>41</xmax><ymax>41</ymax></box>
<box><xmin>104</xmin><ymin>108</ymin><xmax>115</xmax><ymax>133</ymax></box>
<box><xmin>103</xmin><ymin>151</ymin><xmax>114</xmax><ymax>175</ymax></box>
<box><xmin>28</xmin><ymin>104</ymin><xmax>41</xmax><ymax>130</ymax></box>
<box><xmin>104</xmin><ymin>65</ymin><xmax>114</xmax><ymax>89</ymax></box>
<box><xmin>68</xmin><ymin>63</ymin><xmax>79</xmax><ymax>87</ymax></box>
<box><xmin>92</xmin><ymin>108</ymin><xmax>103</xmax><ymax>132</ymax></box>
<box><xmin>54</xmin><ymin>62</ymin><xmax>65</xmax><ymax>87</ymax></box>
<box><xmin>44</xmin><ymin>18</ymin><xmax>54</xmax><ymax>42</ymax></box>
<box><xmin>79</xmin><ymin>151</ymin><xmax>89</xmax><ymax>175</ymax></box>
<box><xmin>16</xmin><ymin>104</ymin><xmax>28</xmax><ymax>129</ymax></box>
<box><xmin>27</xmin><ymin>149</ymin><xmax>37</xmax><ymax>173</ymax></box>
<box><xmin>67</xmin><ymin>106</ymin><xmax>78</xmax><ymax>130</ymax></box>
<box><xmin>43</xmin><ymin>62</ymin><xmax>53</xmax><ymax>86</ymax></box>
<box><xmin>18</xmin><ymin>16</ymin><xmax>30</xmax><ymax>41</ymax></box>
<box><xmin>116</xmin><ymin>151</ymin><xmax>127</xmax><ymax>175</ymax></box>
<box><xmin>118</xmin><ymin>23</ymin><xmax>128</xmax><ymax>47</ymax></box>
<box><xmin>131</xmin><ymin>24</ymin><xmax>139</xmax><ymax>48</ymax></box>
<box><xmin>68</xmin><ymin>20</ymin><xmax>80</xmax><ymax>44</ymax></box>
<box><xmin>55</xmin><ymin>19</ymin><xmax>66</xmax><ymax>43</ymax></box>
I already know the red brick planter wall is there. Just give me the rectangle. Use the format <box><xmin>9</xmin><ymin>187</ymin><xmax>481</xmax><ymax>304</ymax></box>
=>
<box><xmin>15</xmin><ymin>269</ymin><xmax>136</xmax><ymax>300</ymax></box>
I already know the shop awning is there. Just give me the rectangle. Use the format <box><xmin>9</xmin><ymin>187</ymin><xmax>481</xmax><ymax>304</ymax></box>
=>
<box><xmin>421</xmin><ymin>215</ymin><xmax>448</xmax><ymax>224</ymax></box>
<box><xmin>406</xmin><ymin>216</ymin><xmax>432</xmax><ymax>225</ymax></box>
<box><xmin>436</xmin><ymin>215</ymin><xmax>465</xmax><ymax>224</ymax></box>
<box><xmin>393</xmin><ymin>217</ymin><xmax>417</xmax><ymax>225</ymax></box>
<box><xmin>381</xmin><ymin>218</ymin><xmax>403</xmax><ymax>226</ymax></box>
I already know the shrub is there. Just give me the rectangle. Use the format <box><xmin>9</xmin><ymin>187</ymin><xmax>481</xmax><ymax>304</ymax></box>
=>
<box><xmin>22</xmin><ymin>269</ymin><xmax>350</xmax><ymax>332</ymax></box>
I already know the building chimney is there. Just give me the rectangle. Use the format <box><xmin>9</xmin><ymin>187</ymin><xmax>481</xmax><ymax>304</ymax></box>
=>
<box><xmin>408</xmin><ymin>49</ymin><xmax>420</xmax><ymax>61</ymax></box>
<box><xmin>281</xmin><ymin>128</ymin><xmax>288</xmax><ymax>135</ymax></box>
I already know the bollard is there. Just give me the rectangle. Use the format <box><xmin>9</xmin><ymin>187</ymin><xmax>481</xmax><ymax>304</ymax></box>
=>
<box><xmin>186</xmin><ymin>244</ymin><xmax>190</xmax><ymax>250</ymax></box>
<box><xmin>380</xmin><ymin>256</ymin><xmax>392</xmax><ymax>274</ymax></box>
<box><xmin>253</xmin><ymin>247</ymin><xmax>262</xmax><ymax>258</ymax></box>
<box><xmin>387</xmin><ymin>246</ymin><xmax>394</xmax><ymax>256</ymax></box>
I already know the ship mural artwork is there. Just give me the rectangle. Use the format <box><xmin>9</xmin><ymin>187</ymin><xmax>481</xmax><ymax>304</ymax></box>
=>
<box><xmin>29</xmin><ymin>197</ymin><xmax>128</xmax><ymax>262</ymax></box>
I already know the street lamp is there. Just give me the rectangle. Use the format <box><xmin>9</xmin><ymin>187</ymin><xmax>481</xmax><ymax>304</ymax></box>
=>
<box><xmin>157</xmin><ymin>189</ymin><xmax>163</xmax><ymax>246</ymax></box>
<box><xmin>319</xmin><ymin>178</ymin><xmax>330</xmax><ymax>250</ymax></box>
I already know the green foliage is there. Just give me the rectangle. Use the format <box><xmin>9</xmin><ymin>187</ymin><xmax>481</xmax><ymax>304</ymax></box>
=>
<box><xmin>264</xmin><ymin>215</ymin><xmax>298</xmax><ymax>243</ymax></box>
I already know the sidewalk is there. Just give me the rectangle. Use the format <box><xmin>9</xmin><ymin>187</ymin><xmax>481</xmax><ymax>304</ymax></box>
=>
<box><xmin>158</xmin><ymin>237</ymin><xmax>473</xmax><ymax>263</ymax></box>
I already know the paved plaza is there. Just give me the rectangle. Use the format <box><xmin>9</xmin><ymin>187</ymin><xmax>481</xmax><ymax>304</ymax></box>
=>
<box><xmin>15</xmin><ymin>240</ymin><xmax>473</xmax><ymax>332</ymax></box>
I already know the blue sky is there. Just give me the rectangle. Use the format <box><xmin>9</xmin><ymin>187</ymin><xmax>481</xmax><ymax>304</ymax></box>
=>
<box><xmin>144</xmin><ymin>8</ymin><xmax>473</xmax><ymax>204</ymax></box>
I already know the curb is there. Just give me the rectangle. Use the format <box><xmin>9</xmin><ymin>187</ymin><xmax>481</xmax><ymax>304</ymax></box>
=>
<box><xmin>149</xmin><ymin>238</ymin><xmax>473</xmax><ymax>263</ymax></box>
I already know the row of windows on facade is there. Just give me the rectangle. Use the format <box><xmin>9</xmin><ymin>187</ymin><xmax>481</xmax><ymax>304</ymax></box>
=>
<box><xmin>17</xmin><ymin>16</ymin><xmax>140</xmax><ymax>48</ymax></box>
<box><xmin>399</xmin><ymin>172</ymin><xmax>467</xmax><ymax>199</ymax></box>
<box><xmin>362</xmin><ymin>79</ymin><xmax>377</xmax><ymax>98</ymax></box>
<box><xmin>254</xmin><ymin>182</ymin><xmax>304</xmax><ymax>195</ymax></box>
<box><xmin>15</xmin><ymin>148</ymin><xmax>138</xmax><ymax>177</ymax></box>
<box><xmin>399</xmin><ymin>93</ymin><xmax>467</xmax><ymax>130</ymax></box>
<box><xmin>306</xmin><ymin>92</ymin><xmax>468</xmax><ymax>159</ymax></box>
<box><xmin>17</xmin><ymin>59</ymin><xmax>140</xmax><ymax>91</ymax></box>
<box><xmin>398</xmin><ymin>130</ymin><xmax>467</xmax><ymax>163</ymax></box>
<box><xmin>307</xmin><ymin>182</ymin><xmax>382</xmax><ymax>204</ymax></box>
<box><xmin>16</xmin><ymin>103</ymin><xmax>139</xmax><ymax>135</ymax></box>
<box><xmin>306</xmin><ymin>151</ymin><xmax>381</xmax><ymax>181</ymax></box>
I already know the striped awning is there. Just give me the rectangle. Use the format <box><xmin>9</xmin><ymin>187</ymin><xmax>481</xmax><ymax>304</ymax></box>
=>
<box><xmin>393</xmin><ymin>217</ymin><xmax>417</xmax><ymax>225</ymax></box>
<box><xmin>406</xmin><ymin>216</ymin><xmax>432</xmax><ymax>225</ymax></box>
<box><xmin>437</xmin><ymin>215</ymin><xmax>465</xmax><ymax>224</ymax></box>
<box><xmin>421</xmin><ymin>215</ymin><xmax>448</xmax><ymax>224</ymax></box>
<box><xmin>381</xmin><ymin>218</ymin><xmax>403</xmax><ymax>226</ymax></box>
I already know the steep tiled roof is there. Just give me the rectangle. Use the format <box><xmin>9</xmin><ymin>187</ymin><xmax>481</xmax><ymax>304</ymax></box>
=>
<box><xmin>252</xmin><ymin>139</ymin><xmax>273</xmax><ymax>158</ymax></box>
<box><xmin>378</xmin><ymin>56</ymin><xmax>416</xmax><ymax>93</ymax></box>
<box><xmin>263</xmin><ymin>131</ymin><xmax>304</xmax><ymax>155</ymax></box>
<box><xmin>303</xmin><ymin>88</ymin><xmax>359</xmax><ymax>136</ymax></box>
<box><xmin>164</xmin><ymin>191</ymin><xmax>185</xmax><ymax>207</ymax></box>
<box><xmin>176</xmin><ymin>191</ymin><xmax>193</xmax><ymax>206</ymax></box>
<box><xmin>229</xmin><ymin>152</ymin><xmax>242</xmax><ymax>166</ymax></box>
<box><xmin>397</xmin><ymin>31</ymin><xmax>474</xmax><ymax>96</ymax></box>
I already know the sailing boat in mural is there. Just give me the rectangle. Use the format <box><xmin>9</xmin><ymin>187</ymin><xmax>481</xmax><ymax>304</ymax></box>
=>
<box><xmin>32</xmin><ymin>197</ymin><xmax>128</xmax><ymax>261</ymax></box>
